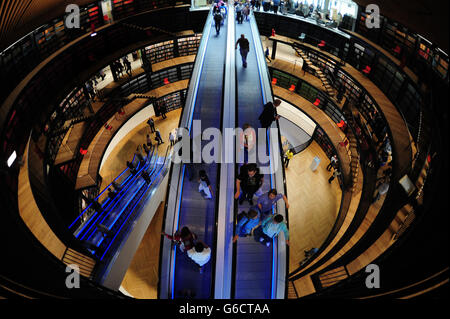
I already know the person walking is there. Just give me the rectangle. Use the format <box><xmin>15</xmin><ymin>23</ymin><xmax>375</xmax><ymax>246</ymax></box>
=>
<box><xmin>169</xmin><ymin>131</ymin><xmax>175</xmax><ymax>146</ymax></box>
<box><xmin>142</xmin><ymin>143</ymin><xmax>150</xmax><ymax>156</ymax></box>
<box><xmin>213</xmin><ymin>8</ymin><xmax>223</xmax><ymax>35</ymax></box>
<box><xmin>198</xmin><ymin>170</ymin><xmax>213</xmax><ymax>199</ymax></box>
<box><xmin>284</xmin><ymin>149</ymin><xmax>293</xmax><ymax>168</ymax></box>
<box><xmin>373</xmin><ymin>176</ymin><xmax>390</xmax><ymax>203</ymax></box>
<box><xmin>187</xmin><ymin>241</ymin><xmax>211</xmax><ymax>274</ymax></box>
<box><xmin>236</xmin><ymin>2</ymin><xmax>243</xmax><ymax>24</ymax></box>
<box><xmin>328</xmin><ymin>168</ymin><xmax>341</xmax><ymax>184</ymax></box>
<box><xmin>257</xmin><ymin>188</ymin><xmax>289</xmax><ymax>216</ymax></box>
<box><xmin>147</xmin><ymin>118</ymin><xmax>155</xmax><ymax>133</ymax></box>
<box><xmin>255</xmin><ymin>0</ymin><xmax>261</xmax><ymax>11</ymax></box>
<box><xmin>235</xmin><ymin>163</ymin><xmax>264</xmax><ymax>205</ymax></box>
<box><xmin>233</xmin><ymin>209</ymin><xmax>261</xmax><ymax>243</ymax></box>
<box><xmin>235</xmin><ymin>34</ymin><xmax>250</xmax><ymax>68</ymax></box>
<box><xmin>162</xmin><ymin>226</ymin><xmax>197</xmax><ymax>252</ymax></box>
<box><xmin>122</xmin><ymin>56</ymin><xmax>132</xmax><ymax>76</ymax></box>
<box><xmin>240</xmin><ymin>123</ymin><xmax>256</xmax><ymax>164</ymax></box>
<box><xmin>254</xmin><ymin>214</ymin><xmax>290</xmax><ymax>247</ymax></box>
<box><xmin>155</xmin><ymin>129</ymin><xmax>164</xmax><ymax>145</ymax></box>
<box><xmin>115</xmin><ymin>60</ymin><xmax>124</xmax><ymax>77</ymax></box>
<box><xmin>258</xmin><ymin>99</ymin><xmax>281</xmax><ymax>129</ymax></box>
<box><xmin>160</xmin><ymin>105</ymin><xmax>167</xmax><ymax>119</ymax></box>
<box><xmin>135</xmin><ymin>145</ymin><xmax>145</xmax><ymax>164</ymax></box>
<box><xmin>243</xmin><ymin>4</ymin><xmax>250</xmax><ymax>21</ymax></box>
<box><xmin>326</xmin><ymin>154</ymin><xmax>338</xmax><ymax>171</ymax></box>
<box><xmin>273</xmin><ymin>0</ymin><xmax>280</xmax><ymax>14</ymax></box>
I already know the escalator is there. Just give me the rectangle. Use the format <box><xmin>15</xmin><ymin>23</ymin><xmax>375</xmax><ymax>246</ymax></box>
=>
<box><xmin>159</xmin><ymin>6</ymin><xmax>228</xmax><ymax>299</ymax></box>
<box><xmin>231</xmin><ymin>9</ymin><xmax>288</xmax><ymax>299</ymax></box>
<box><xmin>159</xmin><ymin>6</ymin><xmax>287</xmax><ymax>299</ymax></box>
<box><xmin>69</xmin><ymin>143</ymin><xmax>172</xmax><ymax>264</ymax></box>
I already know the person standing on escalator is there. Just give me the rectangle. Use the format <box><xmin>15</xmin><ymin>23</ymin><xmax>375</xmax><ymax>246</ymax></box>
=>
<box><xmin>162</xmin><ymin>226</ymin><xmax>198</xmax><ymax>252</ymax></box>
<box><xmin>187</xmin><ymin>241</ymin><xmax>211</xmax><ymax>274</ymax></box>
<box><xmin>214</xmin><ymin>7</ymin><xmax>223</xmax><ymax>36</ymax></box>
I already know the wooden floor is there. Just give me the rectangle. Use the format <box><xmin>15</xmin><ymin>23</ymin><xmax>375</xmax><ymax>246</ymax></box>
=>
<box><xmin>120</xmin><ymin>201</ymin><xmax>166</xmax><ymax>299</ymax></box>
<box><xmin>76</xmin><ymin>98</ymin><xmax>149</xmax><ymax>190</ymax></box>
<box><xmin>286</xmin><ymin>141</ymin><xmax>342</xmax><ymax>273</ymax></box>
<box><xmin>98</xmin><ymin>108</ymin><xmax>182</xmax><ymax>197</ymax></box>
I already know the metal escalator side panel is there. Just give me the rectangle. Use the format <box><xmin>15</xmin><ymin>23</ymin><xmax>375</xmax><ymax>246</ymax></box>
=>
<box><xmin>214</xmin><ymin>3</ymin><xmax>236</xmax><ymax>300</ymax></box>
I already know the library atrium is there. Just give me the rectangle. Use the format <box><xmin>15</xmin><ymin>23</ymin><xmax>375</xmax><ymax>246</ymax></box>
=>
<box><xmin>0</xmin><ymin>0</ymin><xmax>448</xmax><ymax>300</ymax></box>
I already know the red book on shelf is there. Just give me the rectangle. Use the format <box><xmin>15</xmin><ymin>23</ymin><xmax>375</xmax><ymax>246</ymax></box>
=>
<box><xmin>271</xmin><ymin>78</ymin><xmax>277</xmax><ymax>85</ymax></box>
<box><xmin>314</xmin><ymin>98</ymin><xmax>320</xmax><ymax>106</ymax></box>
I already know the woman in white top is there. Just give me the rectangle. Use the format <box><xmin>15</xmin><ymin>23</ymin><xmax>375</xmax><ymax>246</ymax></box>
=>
<box><xmin>187</xmin><ymin>241</ymin><xmax>211</xmax><ymax>274</ymax></box>
<box><xmin>240</xmin><ymin>123</ymin><xmax>256</xmax><ymax>164</ymax></box>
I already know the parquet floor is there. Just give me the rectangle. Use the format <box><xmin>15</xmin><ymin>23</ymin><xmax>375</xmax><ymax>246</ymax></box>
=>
<box><xmin>286</xmin><ymin>141</ymin><xmax>342</xmax><ymax>273</ymax></box>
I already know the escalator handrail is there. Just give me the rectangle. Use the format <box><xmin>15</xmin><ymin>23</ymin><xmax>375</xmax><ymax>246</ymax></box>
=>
<box><xmin>214</xmin><ymin>3</ymin><xmax>236</xmax><ymax>299</ymax></box>
<box><xmin>98</xmin><ymin>145</ymin><xmax>173</xmax><ymax>261</ymax></box>
<box><xmin>68</xmin><ymin>153</ymin><xmax>139</xmax><ymax>230</ymax></box>
<box><xmin>74</xmin><ymin>148</ymin><xmax>157</xmax><ymax>239</ymax></box>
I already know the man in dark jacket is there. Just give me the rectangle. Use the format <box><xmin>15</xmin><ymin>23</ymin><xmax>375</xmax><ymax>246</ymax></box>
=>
<box><xmin>213</xmin><ymin>9</ymin><xmax>223</xmax><ymax>35</ymax></box>
<box><xmin>235</xmin><ymin>34</ymin><xmax>250</xmax><ymax>68</ymax></box>
<box><xmin>234</xmin><ymin>163</ymin><xmax>264</xmax><ymax>205</ymax></box>
<box><xmin>258</xmin><ymin>99</ymin><xmax>281</xmax><ymax>129</ymax></box>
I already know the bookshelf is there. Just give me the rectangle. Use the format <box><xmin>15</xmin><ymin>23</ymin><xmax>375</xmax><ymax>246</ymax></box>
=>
<box><xmin>144</xmin><ymin>40</ymin><xmax>175</xmax><ymax>64</ymax></box>
<box><xmin>270</xmin><ymin>68</ymin><xmax>346</xmax><ymax>126</ymax></box>
<box><xmin>307</xmin><ymin>50</ymin><xmax>337</xmax><ymax>75</ymax></box>
<box><xmin>371</xmin><ymin>55</ymin><xmax>405</xmax><ymax>102</ymax></box>
<box><xmin>336</xmin><ymin>70</ymin><xmax>362</xmax><ymax>104</ymax></box>
<box><xmin>154</xmin><ymin>89</ymin><xmax>187</xmax><ymax>115</ymax></box>
<box><xmin>112</xmin><ymin>0</ymin><xmax>137</xmax><ymax>20</ymax></box>
<box><xmin>432</xmin><ymin>53</ymin><xmax>449</xmax><ymax>79</ymax></box>
<box><xmin>150</xmin><ymin>67</ymin><xmax>179</xmax><ymax>87</ymax></box>
<box><xmin>177</xmin><ymin>35</ymin><xmax>201</xmax><ymax>56</ymax></box>
<box><xmin>357</xmin><ymin>11</ymin><xmax>384</xmax><ymax>43</ymax></box>
<box><xmin>398</xmin><ymin>82</ymin><xmax>422</xmax><ymax>138</ymax></box>
<box><xmin>379</xmin><ymin>20</ymin><xmax>416</xmax><ymax>60</ymax></box>
<box><xmin>120</xmin><ymin>73</ymin><xmax>150</xmax><ymax>95</ymax></box>
<box><xmin>180</xmin><ymin>64</ymin><xmax>194</xmax><ymax>79</ymax></box>
<box><xmin>313</xmin><ymin>126</ymin><xmax>335</xmax><ymax>159</ymax></box>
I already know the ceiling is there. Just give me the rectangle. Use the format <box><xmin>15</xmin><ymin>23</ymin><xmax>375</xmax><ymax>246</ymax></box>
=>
<box><xmin>0</xmin><ymin>0</ymin><xmax>448</xmax><ymax>52</ymax></box>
